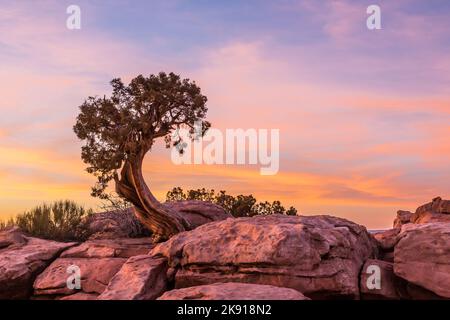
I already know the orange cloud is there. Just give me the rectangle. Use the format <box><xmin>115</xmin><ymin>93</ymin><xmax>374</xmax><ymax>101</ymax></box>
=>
<box><xmin>1</xmin><ymin>3</ymin><xmax>448</xmax><ymax>231</ymax></box>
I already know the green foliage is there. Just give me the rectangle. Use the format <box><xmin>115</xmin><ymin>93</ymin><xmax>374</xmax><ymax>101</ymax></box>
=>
<box><xmin>4</xmin><ymin>200</ymin><xmax>93</xmax><ymax>241</ymax></box>
<box><xmin>166</xmin><ymin>187</ymin><xmax>298</xmax><ymax>217</ymax></box>
<box><xmin>73</xmin><ymin>72</ymin><xmax>210</xmax><ymax>204</ymax></box>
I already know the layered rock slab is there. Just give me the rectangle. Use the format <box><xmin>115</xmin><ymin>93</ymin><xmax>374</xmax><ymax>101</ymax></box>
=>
<box><xmin>98</xmin><ymin>255</ymin><xmax>168</xmax><ymax>300</ymax></box>
<box><xmin>151</xmin><ymin>215</ymin><xmax>377</xmax><ymax>299</ymax></box>
<box><xmin>163</xmin><ymin>200</ymin><xmax>233</xmax><ymax>229</ymax></box>
<box><xmin>0</xmin><ymin>228</ymin><xmax>76</xmax><ymax>299</ymax></box>
<box><xmin>411</xmin><ymin>197</ymin><xmax>450</xmax><ymax>224</ymax></box>
<box><xmin>158</xmin><ymin>282</ymin><xmax>310</xmax><ymax>300</ymax></box>
<box><xmin>360</xmin><ymin>259</ymin><xmax>408</xmax><ymax>299</ymax></box>
<box><xmin>33</xmin><ymin>238</ymin><xmax>152</xmax><ymax>298</ymax></box>
<box><xmin>394</xmin><ymin>197</ymin><xmax>450</xmax><ymax>229</ymax></box>
<box><xmin>394</xmin><ymin>222</ymin><xmax>450</xmax><ymax>298</ymax></box>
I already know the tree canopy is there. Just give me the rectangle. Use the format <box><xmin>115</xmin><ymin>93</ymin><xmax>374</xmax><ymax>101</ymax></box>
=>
<box><xmin>74</xmin><ymin>72</ymin><xmax>210</xmax><ymax>203</ymax></box>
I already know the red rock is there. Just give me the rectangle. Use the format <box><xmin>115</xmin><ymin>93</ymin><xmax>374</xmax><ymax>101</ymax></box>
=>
<box><xmin>373</xmin><ymin>228</ymin><xmax>401</xmax><ymax>251</ymax></box>
<box><xmin>158</xmin><ymin>282</ymin><xmax>310</xmax><ymax>300</ymax></box>
<box><xmin>98</xmin><ymin>255</ymin><xmax>168</xmax><ymax>300</ymax></box>
<box><xmin>81</xmin><ymin>201</ymin><xmax>230</xmax><ymax>240</ymax></box>
<box><xmin>0</xmin><ymin>226</ymin><xmax>27</xmax><ymax>249</ymax></box>
<box><xmin>33</xmin><ymin>257</ymin><xmax>126</xmax><ymax>296</ymax></box>
<box><xmin>405</xmin><ymin>282</ymin><xmax>445</xmax><ymax>300</ymax></box>
<box><xmin>32</xmin><ymin>237</ymin><xmax>152</xmax><ymax>298</ymax></box>
<box><xmin>78</xmin><ymin>208</ymin><xmax>149</xmax><ymax>240</ymax></box>
<box><xmin>163</xmin><ymin>200</ymin><xmax>232</xmax><ymax>229</ymax></box>
<box><xmin>59</xmin><ymin>292</ymin><xmax>98</xmax><ymax>300</ymax></box>
<box><xmin>61</xmin><ymin>238</ymin><xmax>153</xmax><ymax>259</ymax></box>
<box><xmin>381</xmin><ymin>251</ymin><xmax>394</xmax><ymax>263</ymax></box>
<box><xmin>360</xmin><ymin>259</ymin><xmax>408</xmax><ymax>299</ymax></box>
<box><xmin>394</xmin><ymin>223</ymin><xmax>450</xmax><ymax>298</ymax></box>
<box><xmin>151</xmin><ymin>214</ymin><xmax>377</xmax><ymax>299</ymax></box>
<box><xmin>410</xmin><ymin>197</ymin><xmax>450</xmax><ymax>224</ymax></box>
<box><xmin>29</xmin><ymin>238</ymin><xmax>154</xmax><ymax>299</ymax></box>
<box><xmin>393</xmin><ymin>210</ymin><xmax>412</xmax><ymax>228</ymax></box>
<box><xmin>0</xmin><ymin>230</ymin><xmax>76</xmax><ymax>299</ymax></box>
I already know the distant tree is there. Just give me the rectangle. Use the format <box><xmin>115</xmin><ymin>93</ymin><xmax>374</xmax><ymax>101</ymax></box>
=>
<box><xmin>74</xmin><ymin>72</ymin><xmax>210</xmax><ymax>241</ymax></box>
<box><xmin>165</xmin><ymin>187</ymin><xmax>187</xmax><ymax>202</ymax></box>
<box><xmin>166</xmin><ymin>187</ymin><xmax>298</xmax><ymax>217</ymax></box>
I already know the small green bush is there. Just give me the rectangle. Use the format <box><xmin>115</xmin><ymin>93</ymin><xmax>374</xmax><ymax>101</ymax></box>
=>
<box><xmin>166</xmin><ymin>187</ymin><xmax>297</xmax><ymax>217</ymax></box>
<box><xmin>5</xmin><ymin>200</ymin><xmax>93</xmax><ymax>241</ymax></box>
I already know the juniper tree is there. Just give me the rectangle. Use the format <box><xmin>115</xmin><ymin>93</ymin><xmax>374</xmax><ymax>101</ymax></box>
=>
<box><xmin>74</xmin><ymin>72</ymin><xmax>210</xmax><ymax>241</ymax></box>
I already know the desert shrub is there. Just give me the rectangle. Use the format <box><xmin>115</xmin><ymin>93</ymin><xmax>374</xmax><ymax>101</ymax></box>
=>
<box><xmin>8</xmin><ymin>200</ymin><xmax>93</xmax><ymax>241</ymax></box>
<box><xmin>0</xmin><ymin>218</ymin><xmax>14</xmax><ymax>230</ymax></box>
<box><xmin>166</xmin><ymin>187</ymin><xmax>297</xmax><ymax>217</ymax></box>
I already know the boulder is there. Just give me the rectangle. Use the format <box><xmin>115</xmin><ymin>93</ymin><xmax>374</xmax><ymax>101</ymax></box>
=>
<box><xmin>59</xmin><ymin>292</ymin><xmax>98</xmax><ymax>300</ymax></box>
<box><xmin>395</xmin><ymin>197</ymin><xmax>450</xmax><ymax>228</ymax></box>
<box><xmin>81</xmin><ymin>201</ymin><xmax>231</xmax><ymax>240</ymax></box>
<box><xmin>410</xmin><ymin>197</ymin><xmax>450</xmax><ymax>224</ymax></box>
<box><xmin>360</xmin><ymin>259</ymin><xmax>408</xmax><ymax>299</ymax></box>
<box><xmin>151</xmin><ymin>214</ymin><xmax>377</xmax><ymax>299</ymax></box>
<box><xmin>98</xmin><ymin>255</ymin><xmax>168</xmax><ymax>300</ymax></box>
<box><xmin>158</xmin><ymin>282</ymin><xmax>310</xmax><ymax>300</ymax></box>
<box><xmin>404</xmin><ymin>282</ymin><xmax>446</xmax><ymax>300</ymax></box>
<box><xmin>0</xmin><ymin>226</ymin><xmax>27</xmax><ymax>249</ymax></box>
<box><xmin>373</xmin><ymin>228</ymin><xmax>401</xmax><ymax>251</ymax></box>
<box><xmin>380</xmin><ymin>251</ymin><xmax>394</xmax><ymax>263</ymax></box>
<box><xmin>60</xmin><ymin>238</ymin><xmax>153</xmax><ymax>259</ymax></box>
<box><xmin>32</xmin><ymin>238</ymin><xmax>151</xmax><ymax>298</ymax></box>
<box><xmin>163</xmin><ymin>200</ymin><xmax>232</xmax><ymax>229</ymax></box>
<box><xmin>77</xmin><ymin>208</ymin><xmax>150</xmax><ymax>240</ymax></box>
<box><xmin>393</xmin><ymin>210</ymin><xmax>412</xmax><ymax>228</ymax></box>
<box><xmin>33</xmin><ymin>257</ymin><xmax>126</xmax><ymax>296</ymax></box>
<box><xmin>394</xmin><ymin>223</ymin><xmax>450</xmax><ymax>298</ymax></box>
<box><xmin>0</xmin><ymin>229</ymin><xmax>76</xmax><ymax>299</ymax></box>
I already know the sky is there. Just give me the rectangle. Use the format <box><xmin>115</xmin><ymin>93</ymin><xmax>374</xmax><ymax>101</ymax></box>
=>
<box><xmin>0</xmin><ymin>0</ymin><xmax>449</xmax><ymax>229</ymax></box>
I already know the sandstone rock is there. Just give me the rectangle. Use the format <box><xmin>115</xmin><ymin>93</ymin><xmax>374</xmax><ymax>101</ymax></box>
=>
<box><xmin>415</xmin><ymin>196</ymin><xmax>450</xmax><ymax>215</ymax></box>
<box><xmin>0</xmin><ymin>226</ymin><xmax>27</xmax><ymax>249</ymax></box>
<box><xmin>78</xmin><ymin>208</ymin><xmax>149</xmax><ymax>240</ymax></box>
<box><xmin>394</xmin><ymin>223</ymin><xmax>450</xmax><ymax>298</ymax></box>
<box><xmin>81</xmin><ymin>201</ymin><xmax>231</xmax><ymax>240</ymax></box>
<box><xmin>59</xmin><ymin>292</ymin><xmax>98</xmax><ymax>300</ymax></box>
<box><xmin>380</xmin><ymin>251</ymin><xmax>394</xmax><ymax>263</ymax></box>
<box><xmin>158</xmin><ymin>282</ymin><xmax>310</xmax><ymax>300</ymax></box>
<box><xmin>394</xmin><ymin>197</ymin><xmax>450</xmax><ymax>228</ymax></box>
<box><xmin>33</xmin><ymin>237</ymin><xmax>153</xmax><ymax>298</ymax></box>
<box><xmin>404</xmin><ymin>282</ymin><xmax>445</xmax><ymax>300</ymax></box>
<box><xmin>61</xmin><ymin>238</ymin><xmax>153</xmax><ymax>259</ymax></box>
<box><xmin>360</xmin><ymin>259</ymin><xmax>408</xmax><ymax>299</ymax></box>
<box><xmin>0</xmin><ymin>229</ymin><xmax>76</xmax><ymax>299</ymax></box>
<box><xmin>373</xmin><ymin>228</ymin><xmax>401</xmax><ymax>251</ymax></box>
<box><xmin>393</xmin><ymin>210</ymin><xmax>412</xmax><ymax>228</ymax></box>
<box><xmin>163</xmin><ymin>200</ymin><xmax>232</xmax><ymax>229</ymax></box>
<box><xmin>34</xmin><ymin>257</ymin><xmax>126</xmax><ymax>296</ymax></box>
<box><xmin>98</xmin><ymin>255</ymin><xmax>168</xmax><ymax>300</ymax></box>
<box><xmin>151</xmin><ymin>214</ymin><xmax>377</xmax><ymax>299</ymax></box>
<box><xmin>409</xmin><ymin>197</ymin><xmax>450</xmax><ymax>225</ymax></box>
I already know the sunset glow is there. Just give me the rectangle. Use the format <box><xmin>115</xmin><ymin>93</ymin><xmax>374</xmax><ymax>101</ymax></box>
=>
<box><xmin>1</xmin><ymin>0</ymin><xmax>449</xmax><ymax>229</ymax></box>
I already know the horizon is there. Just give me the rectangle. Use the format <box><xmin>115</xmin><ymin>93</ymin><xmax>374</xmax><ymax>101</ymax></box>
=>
<box><xmin>1</xmin><ymin>0</ymin><xmax>449</xmax><ymax>229</ymax></box>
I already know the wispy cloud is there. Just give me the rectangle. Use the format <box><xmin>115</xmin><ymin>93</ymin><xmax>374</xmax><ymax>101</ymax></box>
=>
<box><xmin>0</xmin><ymin>0</ymin><xmax>449</xmax><ymax>228</ymax></box>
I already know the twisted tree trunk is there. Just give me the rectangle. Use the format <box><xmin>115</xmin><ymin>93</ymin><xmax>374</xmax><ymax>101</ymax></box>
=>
<box><xmin>115</xmin><ymin>148</ymin><xmax>191</xmax><ymax>242</ymax></box>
